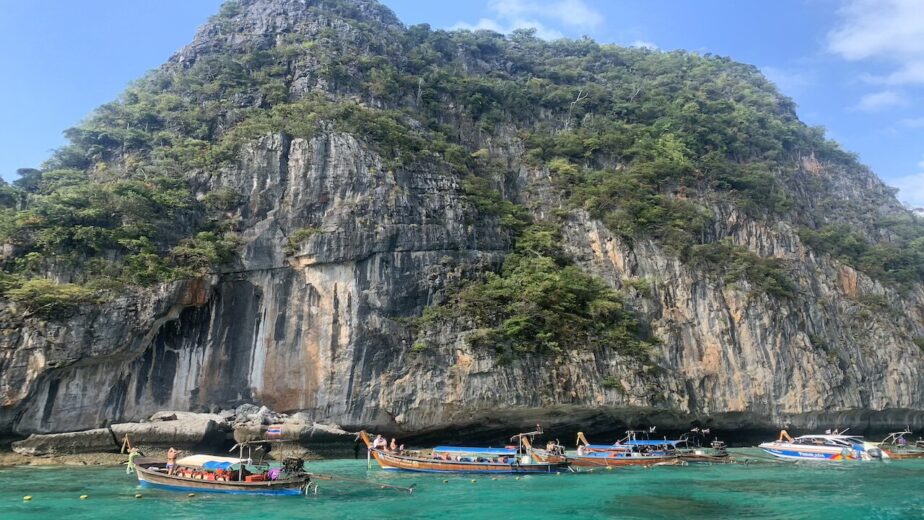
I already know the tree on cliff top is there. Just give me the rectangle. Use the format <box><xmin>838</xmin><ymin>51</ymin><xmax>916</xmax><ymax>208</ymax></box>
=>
<box><xmin>1</xmin><ymin>0</ymin><xmax>921</xmax><ymax>321</ymax></box>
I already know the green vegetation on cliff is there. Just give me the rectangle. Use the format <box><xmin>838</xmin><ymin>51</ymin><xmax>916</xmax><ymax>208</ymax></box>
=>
<box><xmin>2</xmin><ymin>0</ymin><xmax>922</xmax><ymax>323</ymax></box>
<box><xmin>418</xmin><ymin>224</ymin><xmax>652</xmax><ymax>359</ymax></box>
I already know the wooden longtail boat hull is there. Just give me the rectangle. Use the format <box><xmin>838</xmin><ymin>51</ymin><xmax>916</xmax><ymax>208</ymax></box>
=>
<box><xmin>884</xmin><ymin>450</ymin><xmax>924</xmax><ymax>460</ymax></box>
<box><xmin>529</xmin><ymin>448</ymin><xmax>679</xmax><ymax>467</ymax></box>
<box><xmin>134</xmin><ymin>459</ymin><xmax>309</xmax><ymax>495</ymax></box>
<box><xmin>359</xmin><ymin>431</ymin><xmax>568</xmax><ymax>473</ymax></box>
<box><xmin>370</xmin><ymin>450</ymin><xmax>566</xmax><ymax>473</ymax></box>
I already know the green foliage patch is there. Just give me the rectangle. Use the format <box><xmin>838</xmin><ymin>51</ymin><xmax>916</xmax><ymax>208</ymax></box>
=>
<box><xmin>419</xmin><ymin>224</ymin><xmax>653</xmax><ymax>359</ymax></box>
<box><xmin>688</xmin><ymin>239</ymin><xmax>797</xmax><ymax>299</ymax></box>
<box><xmin>799</xmin><ymin>222</ymin><xmax>924</xmax><ymax>287</ymax></box>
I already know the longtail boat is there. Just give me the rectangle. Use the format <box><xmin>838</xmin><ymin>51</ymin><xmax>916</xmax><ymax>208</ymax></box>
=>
<box><xmin>359</xmin><ymin>430</ymin><xmax>569</xmax><ymax>473</ymax></box>
<box><xmin>877</xmin><ymin>431</ymin><xmax>924</xmax><ymax>460</ymax></box>
<box><xmin>674</xmin><ymin>429</ymin><xmax>730</xmax><ymax>463</ymax></box>
<box><xmin>133</xmin><ymin>445</ymin><xmax>313</xmax><ymax>495</ymax></box>
<box><xmin>524</xmin><ymin>430</ymin><xmax>682</xmax><ymax>468</ymax></box>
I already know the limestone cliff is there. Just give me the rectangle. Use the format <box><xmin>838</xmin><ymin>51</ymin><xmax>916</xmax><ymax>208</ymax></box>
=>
<box><xmin>1</xmin><ymin>0</ymin><xmax>922</xmax><ymax>439</ymax></box>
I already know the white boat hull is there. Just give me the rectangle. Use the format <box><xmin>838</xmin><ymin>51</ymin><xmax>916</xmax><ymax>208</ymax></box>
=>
<box><xmin>759</xmin><ymin>441</ymin><xmax>888</xmax><ymax>461</ymax></box>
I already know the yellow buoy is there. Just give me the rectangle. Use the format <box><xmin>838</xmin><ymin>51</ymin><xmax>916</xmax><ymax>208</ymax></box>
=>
<box><xmin>491</xmin><ymin>477</ymin><xmax>497</xmax><ymax>481</ymax></box>
<box><xmin>606</xmin><ymin>466</ymin><xmax>613</xmax><ymax>471</ymax></box>
<box><xmin>442</xmin><ymin>479</ymin><xmax>449</xmax><ymax>484</ymax></box>
<box><xmin>23</xmin><ymin>496</ymin><xmax>32</xmax><ymax>501</ymax></box>
<box><xmin>556</xmin><ymin>471</ymin><xmax>561</xmax><ymax>475</ymax></box>
<box><xmin>471</xmin><ymin>479</ymin><xmax>477</xmax><ymax>483</ymax></box>
<box><xmin>134</xmin><ymin>493</ymin><xmax>143</xmax><ymax>499</ymax></box>
<box><xmin>187</xmin><ymin>493</ymin><xmax>195</xmax><ymax>497</ymax></box>
<box><xmin>515</xmin><ymin>476</ymin><xmax>521</xmax><ymax>480</ymax></box>
<box><xmin>79</xmin><ymin>495</ymin><xmax>89</xmax><ymax>500</ymax></box>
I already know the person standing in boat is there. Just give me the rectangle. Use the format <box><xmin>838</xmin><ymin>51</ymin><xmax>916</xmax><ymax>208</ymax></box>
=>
<box><xmin>167</xmin><ymin>447</ymin><xmax>180</xmax><ymax>475</ymax></box>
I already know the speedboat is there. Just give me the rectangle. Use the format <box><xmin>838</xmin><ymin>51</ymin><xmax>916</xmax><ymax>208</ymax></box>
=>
<box><xmin>759</xmin><ymin>430</ymin><xmax>888</xmax><ymax>462</ymax></box>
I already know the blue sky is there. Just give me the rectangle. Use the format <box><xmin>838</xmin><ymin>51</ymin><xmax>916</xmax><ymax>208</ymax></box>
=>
<box><xmin>1</xmin><ymin>0</ymin><xmax>922</xmax><ymax>206</ymax></box>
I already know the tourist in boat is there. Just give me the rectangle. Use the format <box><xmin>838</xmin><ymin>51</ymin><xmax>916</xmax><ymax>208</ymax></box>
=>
<box><xmin>372</xmin><ymin>434</ymin><xmax>387</xmax><ymax>451</ymax></box>
<box><xmin>390</xmin><ymin>438</ymin><xmax>398</xmax><ymax>452</ymax></box>
<box><xmin>167</xmin><ymin>447</ymin><xmax>180</xmax><ymax>475</ymax></box>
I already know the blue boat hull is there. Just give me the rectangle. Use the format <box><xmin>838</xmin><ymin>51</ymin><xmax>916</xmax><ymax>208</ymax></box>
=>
<box><xmin>381</xmin><ymin>467</ymin><xmax>558</xmax><ymax>474</ymax></box>
<box><xmin>139</xmin><ymin>479</ymin><xmax>304</xmax><ymax>496</ymax></box>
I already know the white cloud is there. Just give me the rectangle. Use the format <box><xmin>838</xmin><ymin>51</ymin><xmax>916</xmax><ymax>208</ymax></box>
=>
<box><xmin>866</xmin><ymin>61</ymin><xmax>924</xmax><ymax>86</ymax></box>
<box><xmin>852</xmin><ymin>90</ymin><xmax>908</xmax><ymax>112</ymax></box>
<box><xmin>630</xmin><ymin>40</ymin><xmax>658</xmax><ymax>50</ymax></box>
<box><xmin>450</xmin><ymin>18</ymin><xmax>563</xmax><ymax>40</ymax></box>
<box><xmin>488</xmin><ymin>0</ymin><xmax>603</xmax><ymax>29</ymax></box>
<box><xmin>891</xmin><ymin>171</ymin><xmax>924</xmax><ymax>207</ymax></box>
<box><xmin>761</xmin><ymin>66</ymin><xmax>816</xmax><ymax>94</ymax></box>
<box><xmin>827</xmin><ymin>0</ymin><xmax>924</xmax><ymax>86</ymax></box>
<box><xmin>891</xmin><ymin>154</ymin><xmax>924</xmax><ymax>207</ymax></box>
<box><xmin>450</xmin><ymin>0</ymin><xmax>602</xmax><ymax>40</ymax></box>
<box><xmin>899</xmin><ymin>117</ymin><xmax>924</xmax><ymax>128</ymax></box>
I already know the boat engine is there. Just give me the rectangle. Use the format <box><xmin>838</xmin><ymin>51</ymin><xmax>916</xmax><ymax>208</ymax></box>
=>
<box><xmin>283</xmin><ymin>457</ymin><xmax>306</xmax><ymax>474</ymax></box>
<box><xmin>866</xmin><ymin>447</ymin><xmax>884</xmax><ymax>460</ymax></box>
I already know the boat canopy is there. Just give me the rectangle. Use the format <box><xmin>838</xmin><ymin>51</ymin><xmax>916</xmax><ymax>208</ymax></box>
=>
<box><xmin>433</xmin><ymin>446</ymin><xmax>517</xmax><ymax>455</ymax></box>
<box><xmin>620</xmin><ymin>440</ymin><xmax>681</xmax><ymax>446</ymax></box>
<box><xmin>176</xmin><ymin>455</ymin><xmax>245</xmax><ymax>468</ymax></box>
<box><xmin>584</xmin><ymin>444</ymin><xmax>626</xmax><ymax>449</ymax></box>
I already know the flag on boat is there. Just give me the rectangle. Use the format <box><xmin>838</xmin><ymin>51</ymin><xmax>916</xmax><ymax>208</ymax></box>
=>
<box><xmin>267</xmin><ymin>425</ymin><xmax>283</xmax><ymax>437</ymax></box>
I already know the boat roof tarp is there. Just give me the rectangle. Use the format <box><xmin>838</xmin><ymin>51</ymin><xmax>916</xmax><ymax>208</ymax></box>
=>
<box><xmin>621</xmin><ymin>440</ymin><xmax>681</xmax><ymax>446</ymax></box>
<box><xmin>433</xmin><ymin>446</ymin><xmax>517</xmax><ymax>455</ymax></box>
<box><xmin>176</xmin><ymin>455</ymin><xmax>245</xmax><ymax>468</ymax></box>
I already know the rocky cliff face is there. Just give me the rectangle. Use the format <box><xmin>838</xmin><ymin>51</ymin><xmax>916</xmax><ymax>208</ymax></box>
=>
<box><xmin>4</xmin><ymin>128</ymin><xmax>922</xmax><ymax>438</ymax></box>
<box><xmin>1</xmin><ymin>0</ymin><xmax>923</xmax><ymax>439</ymax></box>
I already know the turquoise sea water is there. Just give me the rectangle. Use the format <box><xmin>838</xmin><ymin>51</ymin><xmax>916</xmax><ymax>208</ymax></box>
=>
<box><xmin>2</xmin><ymin>450</ymin><xmax>923</xmax><ymax>519</ymax></box>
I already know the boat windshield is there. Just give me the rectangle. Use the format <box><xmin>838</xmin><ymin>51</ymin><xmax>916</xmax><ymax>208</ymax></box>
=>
<box><xmin>792</xmin><ymin>436</ymin><xmax>863</xmax><ymax>447</ymax></box>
